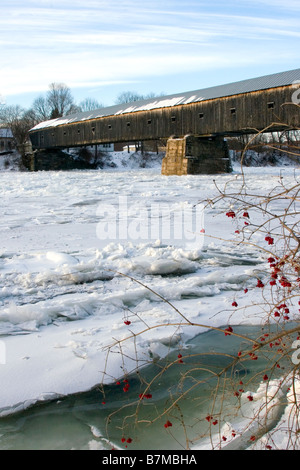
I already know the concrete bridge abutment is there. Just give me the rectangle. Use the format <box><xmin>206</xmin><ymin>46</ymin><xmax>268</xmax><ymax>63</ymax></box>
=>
<box><xmin>161</xmin><ymin>135</ymin><xmax>232</xmax><ymax>175</ymax></box>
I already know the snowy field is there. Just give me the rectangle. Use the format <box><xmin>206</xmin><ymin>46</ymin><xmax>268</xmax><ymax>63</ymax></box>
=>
<box><xmin>0</xmin><ymin>154</ymin><xmax>299</xmax><ymax>449</ymax></box>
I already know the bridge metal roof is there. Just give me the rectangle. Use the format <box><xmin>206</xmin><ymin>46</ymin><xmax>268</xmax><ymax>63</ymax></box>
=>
<box><xmin>31</xmin><ymin>68</ymin><xmax>300</xmax><ymax>131</ymax></box>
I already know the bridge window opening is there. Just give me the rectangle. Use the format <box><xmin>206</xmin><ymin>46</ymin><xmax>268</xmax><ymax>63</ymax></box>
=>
<box><xmin>230</xmin><ymin>108</ymin><xmax>236</xmax><ymax>115</ymax></box>
<box><xmin>268</xmin><ymin>102</ymin><xmax>275</xmax><ymax>109</ymax></box>
<box><xmin>108</xmin><ymin>125</ymin><xmax>112</xmax><ymax>130</ymax></box>
<box><xmin>148</xmin><ymin>119</ymin><xmax>152</xmax><ymax>125</ymax></box>
<box><xmin>199</xmin><ymin>113</ymin><xmax>204</xmax><ymax>119</ymax></box>
<box><xmin>127</xmin><ymin>122</ymin><xmax>131</xmax><ymax>127</ymax></box>
<box><xmin>91</xmin><ymin>127</ymin><xmax>95</xmax><ymax>134</ymax></box>
<box><xmin>171</xmin><ymin>116</ymin><xmax>176</xmax><ymax>122</ymax></box>
<box><xmin>77</xmin><ymin>129</ymin><xmax>81</xmax><ymax>134</ymax></box>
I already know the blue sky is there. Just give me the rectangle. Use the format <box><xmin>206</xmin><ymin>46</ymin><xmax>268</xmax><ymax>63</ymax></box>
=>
<box><xmin>1</xmin><ymin>0</ymin><xmax>300</xmax><ymax>109</ymax></box>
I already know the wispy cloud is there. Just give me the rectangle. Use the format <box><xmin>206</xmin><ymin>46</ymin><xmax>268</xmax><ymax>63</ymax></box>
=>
<box><xmin>1</xmin><ymin>0</ymin><xmax>299</xmax><ymax>103</ymax></box>
<box><xmin>245</xmin><ymin>0</ymin><xmax>300</xmax><ymax>10</ymax></box>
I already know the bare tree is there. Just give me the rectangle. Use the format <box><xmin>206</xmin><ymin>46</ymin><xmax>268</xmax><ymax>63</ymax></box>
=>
<box><xmin>0</xmin><ymin>105</ymin><xmax>35</xmax><ymax>145</ymax></box>
<box><xmin>31</xmin><ymin>96</ymin><xmax>52</xmax><ymax>122</ymax></box>
<box><xmin>30</xmin><ymin>83</ymin><xmax>77</xmax><ymax>121</ymax></box>
<box><xmin>115</xmin><ymin>90</ymin><xmax>165</xmax><ymax>105</ymax></box>
<box><xmin>115</xmin><ymin>91</ymin><xmax>144</xmax><ymax>105</ymax></box>
<box><xmin>31</xmin><ymin>84</ymin><xmax>104</xmax><ymax>123</ymax></box>
<box><xmin>144</xmin><ymin>91</ymin><xmax>165</xmax><ymax>99</ymax></box>
<box><xmin>79</xmin><ymin>97</ymin><xmax>104</xmax><ymax>112</ymax></box>
<box><xmin>47</xmin><ymin>83</ymin><xmax>76</xmax><ymax>118</ymax></box>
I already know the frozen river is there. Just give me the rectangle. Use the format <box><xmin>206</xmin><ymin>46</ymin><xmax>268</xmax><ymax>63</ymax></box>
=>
<box><xmin>0</xmin><ymin>164</ymin><xmax>299</xmax><ymax>449</ymax></box>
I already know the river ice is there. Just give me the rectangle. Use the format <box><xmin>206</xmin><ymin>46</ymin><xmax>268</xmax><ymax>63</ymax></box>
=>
<box><xmin>0</xmin><ymin>159</ymin><xmax>299</xmax><ymax>449</ymax></box>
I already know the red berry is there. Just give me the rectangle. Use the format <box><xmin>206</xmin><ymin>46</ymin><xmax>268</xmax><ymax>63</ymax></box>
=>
<box><xmin>225</xmin><ymin>326</ymin><xmax>233</xmax><ymax>336</ymax></box>
<box><xmin>265</xmin><ymin>236</ymin><xmax>274</xmax><ymax>245</ymax></box>
<box><xmin>226</xmin><ymin>210</ymin><xmax>236</xmax><ymax>218</ymax></box>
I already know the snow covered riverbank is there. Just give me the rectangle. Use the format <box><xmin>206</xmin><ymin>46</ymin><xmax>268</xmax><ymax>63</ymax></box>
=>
<box><xmin>0</xmin><ymin>159</ymin><xmax>299</xmax><ymax>449</ymax></box>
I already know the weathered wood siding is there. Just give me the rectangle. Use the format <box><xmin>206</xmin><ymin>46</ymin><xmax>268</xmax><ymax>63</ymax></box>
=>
<box><xmin>29</xmin><ymin>85</ymin><xmax>299</xmax><ymax>150</ymax></box>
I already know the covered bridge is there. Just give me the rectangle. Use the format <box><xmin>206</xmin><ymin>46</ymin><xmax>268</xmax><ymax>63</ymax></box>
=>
<box><xmin>29</xmin><ymin>68</ymin><xmax>300</xmax><ymax>175</ymax></box>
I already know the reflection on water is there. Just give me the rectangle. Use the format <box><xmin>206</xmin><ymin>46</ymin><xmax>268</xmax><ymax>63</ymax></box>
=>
<box><xmin>0</xmin><ymin>325</ymin><xmax>291</xmax><ymax>450</ymax></box>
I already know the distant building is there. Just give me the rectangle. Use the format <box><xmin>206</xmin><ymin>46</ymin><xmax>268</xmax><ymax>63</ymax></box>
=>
<box><xmin>0</xmin><ymin>128</ymin><xmax>15</xmax><ymax>152</ymax></box>
<box><xmin>123</xmin><ymin>144</ymin><xmax>137</xmax><ymax>153</ymax></box>
<box><xmin>114</xmin><ymin>141</ymin><xmax>164</xmax><ymax>153</ymax></box>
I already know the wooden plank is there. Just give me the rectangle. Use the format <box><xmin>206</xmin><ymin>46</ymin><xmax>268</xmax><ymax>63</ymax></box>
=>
<box><xmin>29</xmin><ymin>85</ymin><xmax>300</xmax><ymax>149</ymax></box>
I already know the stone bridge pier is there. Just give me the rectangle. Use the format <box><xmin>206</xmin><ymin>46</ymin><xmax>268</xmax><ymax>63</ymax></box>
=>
<box><xmin>161</xmin><ymin>135</ymin><xmax>232</xmax><ymax>175</ymax></box>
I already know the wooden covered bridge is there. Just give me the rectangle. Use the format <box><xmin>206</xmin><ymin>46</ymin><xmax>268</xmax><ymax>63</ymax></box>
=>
<box><xmin>29</xmin><ymin>68</ymin><xmax>300</xmax><ymax>175</ymax></box>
